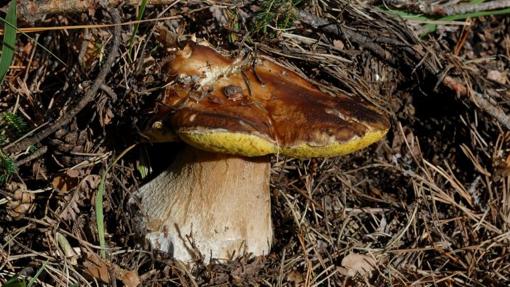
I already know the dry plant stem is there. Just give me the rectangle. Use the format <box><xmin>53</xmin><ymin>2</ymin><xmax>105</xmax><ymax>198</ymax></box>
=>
<box><xmin>381</xmin><ymin>0</ymin><xmax>510</xmax><ymax>16</ymax></box>
<box><xmin>427</xmin><ymin>0</ymin><xmax>510</xmax><ymax>16</ymax></box>
<box><xmin>442</xmin><ymin>75</ymin><xmax>510</xmax><ymax>129</ymax></box>
<box><xmin>471</xmin><ymin>92</ymin><xmax>510</xmax><ymax>130</ymax></box>
<box><xmin>298</xmin><ymin>10</ymin><xmax>397</xmax><ymax>66</ymax></box>
<box><xmin>18</xmin><ymin>0</ymin><xmax>177</xmax><ymax>21</ymax></box>
<box><xmin>15</xmin><ymin>145</ymin><xmax>48</xmax><ymax>166</ymax></box>
<box><xmin>136</xmin><ymin>147</ymin><xmax>272</xmax><ymax>262</ymax></box>
<box><xmin>4</xmin><ymin>9</ymin><xmax>121</xmax><ymax>155</ymax></box>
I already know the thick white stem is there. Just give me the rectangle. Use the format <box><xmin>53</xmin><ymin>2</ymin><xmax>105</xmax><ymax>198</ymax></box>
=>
<box><xmin>136</xmin><ymin>147</ymin><xmax>272</xmax><ymax>262</ymax></box>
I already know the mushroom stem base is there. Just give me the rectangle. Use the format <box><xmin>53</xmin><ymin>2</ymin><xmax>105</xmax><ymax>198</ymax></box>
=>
<box><xmin>136</xmin><ymin>147</ymin><xmax>272</xmax><ymax>262</ymax></box>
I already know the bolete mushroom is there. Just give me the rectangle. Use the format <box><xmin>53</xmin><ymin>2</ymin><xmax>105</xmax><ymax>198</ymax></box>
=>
<box><xmin>136</xmin><ymin>40</ymin><xmax>389</xmax><ymax>262</ymax></box>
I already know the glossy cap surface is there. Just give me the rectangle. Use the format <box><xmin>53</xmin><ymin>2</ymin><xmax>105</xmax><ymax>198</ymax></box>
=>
<box><xmin>150</xmin><ymin>42</ymin><xmax>389</xmax><ymax>158</ymax></box>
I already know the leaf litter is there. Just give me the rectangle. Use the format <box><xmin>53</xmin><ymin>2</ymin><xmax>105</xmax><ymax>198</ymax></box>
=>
<box><xmin>1</xmin><ymin>0</ymin><xmax>510</xmax><ymax>286</ymax></box>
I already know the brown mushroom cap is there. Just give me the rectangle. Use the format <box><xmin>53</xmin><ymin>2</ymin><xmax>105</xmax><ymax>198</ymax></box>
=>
<box><xmin>149</xmin><ymin>41</ymin><xmax>389</xmax><ymax>158</ymax></box>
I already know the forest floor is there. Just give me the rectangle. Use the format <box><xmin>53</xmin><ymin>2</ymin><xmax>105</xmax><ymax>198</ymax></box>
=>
<box><xmin>1</xmin><ymin>0</ymin><xmax>510</xmax><ymax>286</ymax></box>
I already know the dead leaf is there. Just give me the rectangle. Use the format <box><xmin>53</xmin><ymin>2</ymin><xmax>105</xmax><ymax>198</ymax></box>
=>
<box><xmin>287</xmin><ymin>270</ymin><xmax>304</xmax><ymax>286</ymax></box>
<box><xmin>338</xmin><ymin>253</ymin><xmax>376</xmax><ymax>277</ymax></box>
<box><xmin>102</xmin><ymin>107</ymin><xmax>114</xmax><ymax>126</ymax></box>
<box><xmin>80</xmin><ymin>174</ymin><xmax>101</xmax><ymax>192</ymax></box>
<box><xmin>56</xmin><ymin>232</ymin><xmax>80</xmax><ymax>265</ymax></box>
<box><xmin>66</xmin><ymin>168</ymin><xmax>81</xmax><ymax>178</ymax></box>
<box><xmin>115</xmin><ymin>269</ymin><xmax>141</xmax><ymax>287</ymax></box>
<box><xmin>83</xmin><ymin>251</ymin><xmax>140</xmax><ymax>287</ymax></box>
<box><xmin>494</xmin><ymin>153</ymin><xmax>510</xmax><ymax>178</ymax></box>
<box><xmin>32</xmin><ymin>161</ymin><xmax>48</xmax><ymax>181</ymax></box>
<box><xmin>83</xmin><ymin>251</ymin><xmax>110</xmax><ymax>283</ymax></box>
<box><xmin>52</xmin><ymin>174</ymin><xmax>79</xmax><ymax>193</ymax></box>
<box><xmin>58</xmin><ymin>189</ymin><xmax>81</xmax><ymax>221</ymax></box>
<box><xmin>57</xmin><ymin>174</ymin><xmax>101</xmax><ymax>220</ymax></box>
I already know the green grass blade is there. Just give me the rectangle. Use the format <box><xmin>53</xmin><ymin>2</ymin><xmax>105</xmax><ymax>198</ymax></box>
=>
<box><xmin>0</xmin><ymin>19</ymin><xmax>66</xmax><ymax>66</ymax></box>
<box><xmin>96</xmin><ymin>144</ymin><xmax>136</xmax><ymax>258</ymax></box>
<box><xmin>27</xmin><ymin>261</ymin><xmax>48</xmax><ymax>287</ymax></box>
<box><xmin>421</xmin><ymin>7</ymin><xmax>510</xmax><ymax>36</ymax></box>
<box><xmin>96</xmin><ymin>171</ymin><xmax>107</xmax><ymax>258</ymax></box>
<box><xmin>381</xmin><ymin>2</ymin><xmax>510</xmax><ymax>37</ymax></box>
<box><xmin>128</xmin><ymin>0</ymin><xmax>148</xmax><ymax>60</ymax></box>
<box><xmin>0</xmin><ymin>0</ymin><xmax>17</xmax><ymax>86</ymax></box>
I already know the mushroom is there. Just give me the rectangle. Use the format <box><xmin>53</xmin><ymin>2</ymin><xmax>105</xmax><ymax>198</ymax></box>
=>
<box><xmin>136</xmin><ymin>41</ymin><xmax>389</xmax><ymax>262</ymax></box>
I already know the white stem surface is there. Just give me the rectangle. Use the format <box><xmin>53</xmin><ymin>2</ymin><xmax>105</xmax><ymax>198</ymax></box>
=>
<box><xmin>136</xmin><ymin>147</ymin><xmax>272</xmax><ymax>262</ymax></box>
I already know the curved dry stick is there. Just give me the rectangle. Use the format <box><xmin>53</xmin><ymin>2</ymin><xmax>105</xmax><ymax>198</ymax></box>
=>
<box><xmin>4</xmin><ymin>9</ymin><xmax>121</xmax><ymax>155</ymax></box>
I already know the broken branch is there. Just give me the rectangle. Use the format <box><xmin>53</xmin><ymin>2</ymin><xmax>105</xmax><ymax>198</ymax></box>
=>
<box><xmin>18</xmin><ymin>0</ymin><xmax>178</xmax><ymax>22</ymax></box>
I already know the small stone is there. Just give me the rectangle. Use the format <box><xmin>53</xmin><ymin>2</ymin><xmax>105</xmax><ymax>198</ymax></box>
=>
<box><xmin>487</xmin><ymin>70</ymin><xmax>507</xmax><ymax>85</ymax></box>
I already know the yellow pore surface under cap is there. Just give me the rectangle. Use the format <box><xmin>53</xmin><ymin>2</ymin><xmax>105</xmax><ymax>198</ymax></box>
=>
<box><xmin>178</xmin><ymin>128</ymin><xmax>388</xmax><ymax>158</ymax></box>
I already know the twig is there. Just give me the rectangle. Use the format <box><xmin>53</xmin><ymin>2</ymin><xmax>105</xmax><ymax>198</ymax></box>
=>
<box><xmin>441</xmin><ymin>74</ymin><xmax>510</xmax><ymax>129</ymax></box>
<box><xmin>17</xmin><ymin>0</ymin><xmax>178</xmax><ymax>22</ymax></box>
<box><xmin>15</xmin><ymin>145</ymin><xmax>48</xmax><ymax>167</ymax></box>
<box><xmin>298</xmin><ymin>10</ymin><xmax>435</xmax><ymax>73</ymax></box>
<box><xmin>3</xmin><ymin>122</ymin><xmax>49</xmax><ymax>151</ymax></box>
<box><xmin>471</xmin><ymin>92</ymin><xmax>510</xmax><ymax>130</ymax></box>
<box><xmin>298</xmin><ymin>10</ymin><xmax>397</xmax><ymax>66</ymax></box>
<box><xmin>5</xmin><ymin>9</ymin><xmax>121</xmax><ymax>155</ymax></box>
<box><xmin>380</xmin><ymin>0</ymin><xmax>510</xmax><ymax>16</ymax></box>
<box><xmin>99</xmin><ymin>84</ymin><xmax>118</xmax><ymax>101</ymax></box>
<box><xmin>0</xmin><ymin>16</ymin><xmax>183</xmax><ymax>36</ymax></box>
<box><xmin>427</xmin><ymin>0</ymin><xmax>510</xmax><ymax>16</ymax></box>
